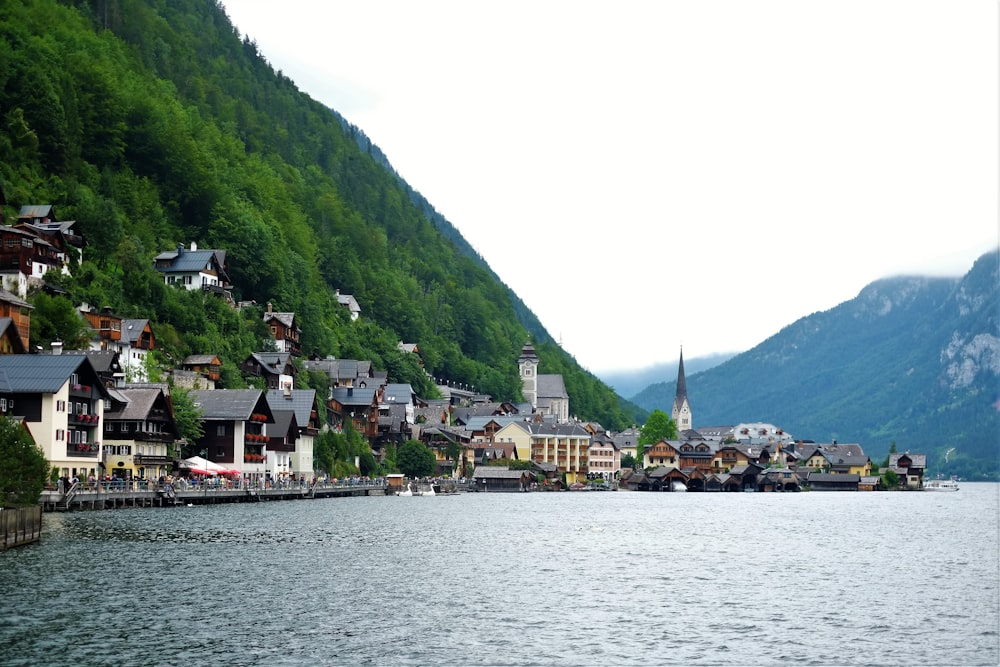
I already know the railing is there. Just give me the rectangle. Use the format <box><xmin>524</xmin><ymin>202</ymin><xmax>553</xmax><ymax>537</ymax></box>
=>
<box><xmin>67</xmin><ymin>444</ymin><xmax>99</xmax><ymax>457</ymax></box>
<box><xmin>70</xmin><ymin>413</ymin><xmax>100</xmax><ymax>425</ymax></box>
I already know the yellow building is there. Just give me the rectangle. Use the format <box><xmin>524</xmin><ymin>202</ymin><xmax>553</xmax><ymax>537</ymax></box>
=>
<box><xmin>495</xmin><ymin>420</ymin><xmax>592</xmax><ymax>484</ymax></box>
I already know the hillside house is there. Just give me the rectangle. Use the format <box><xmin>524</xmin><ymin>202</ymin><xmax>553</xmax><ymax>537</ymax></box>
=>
<box><xmin>263</xmin><ymin>303</ymin><xmax>301</xmax><ymax>356</ymax></box>
<box><xmin>178</xmin><ymin>354</ymin><xmax>222</xmax><ymax>389</ymax></box>
<box><xmin>153</xmin><ymin>242</ymin><xmax>233</xmax><ymax>302</ymax></box>
<box><xmin>327</xmin><ymin>386</ymin><xmax>379</xmax><ymax>440</ymax></box>
<box><xmin>240</xmin><ymin>351</ymin><xmax>296</xmax><ymax>390</ymax></box>
<box><xmin>335</xmin><ymin>289</ymin><xmax>360</xmax><ymax>320</ymax></box>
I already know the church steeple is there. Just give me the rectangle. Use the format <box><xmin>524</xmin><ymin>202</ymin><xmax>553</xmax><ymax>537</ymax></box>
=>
<box><xmin>671</xmin><ymin>346</ymin><xmax>692</xmax><ymax>432</ymax></box>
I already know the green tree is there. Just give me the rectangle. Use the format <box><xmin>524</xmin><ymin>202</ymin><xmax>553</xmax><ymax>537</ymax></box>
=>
<box><xmin>170</xmin><ymin>387</ymin><xmax>204</xmax><ymax>457</ymax></box>
<box><xmin>638</xmin><ymin>409</ymin><xmax>677</xmax><ymax>463</ymax></box>
<box><xmin>620</xmin><ymin>452</ymin><xmax>637</xmax><ymax>470</ymax></box>
<box><xmin>28</xmin><ymin>292</ymin><xmax>92</xmax><ymax>350</ymax></box>
<box><xmin>0</xmin><ymin>416</ymin><xmax>50</xmax><ymax>507</ymax></box>
<box><xmin>881</xmin><ymin>469</ymin><xmax>899</xmax><ymax>490</ymax></box>
<box><xmin>396</xmin><ymin>439</ymin><xmax>436</xmax><ymax>478</ymax></box>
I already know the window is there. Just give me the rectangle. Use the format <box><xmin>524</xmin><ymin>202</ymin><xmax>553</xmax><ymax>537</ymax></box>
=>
<box><xmin>216</xmin><ymin>425</ymin><xmax>226</xmax><ymax>436</ymax></box>
<box><xmin>56</xmin><ymin>429</ymin><xmax>64</xmax><ymax>441</ymax></box>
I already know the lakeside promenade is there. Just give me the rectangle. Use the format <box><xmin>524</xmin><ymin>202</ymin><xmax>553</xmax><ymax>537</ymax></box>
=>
<box><xmin>39</xmin><ymin>477</ymin><xmax>394</xmax><ymax>512</ymax></box>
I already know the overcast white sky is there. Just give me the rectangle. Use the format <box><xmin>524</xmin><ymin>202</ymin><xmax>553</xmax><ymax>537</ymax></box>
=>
<box><xmin>222</xmin><ymin>0</ymin><xmax>998</xmax><ymax>372</ymax></box>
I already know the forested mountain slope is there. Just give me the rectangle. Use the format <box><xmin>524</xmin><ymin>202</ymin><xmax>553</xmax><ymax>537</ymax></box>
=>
<box><xmin>0</xmin><ymin>0</ymin><xmax>643</xmax><ymax>429</ymax></box>
<box><xmin>632</xmin><ymin>250</ymin><xmax>1000</xmax><ymax>479</ymax></box>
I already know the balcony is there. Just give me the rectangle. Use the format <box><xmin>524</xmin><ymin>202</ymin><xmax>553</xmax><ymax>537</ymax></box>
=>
<box><xmin>71</xmin><ymin>413</ymin><xmax>100</xmax><ymax>426</ymax></box>
<box><xmin>67</xmin><ymin>443</ymin><xmax>99</xmax><ymax>457</ymax></box>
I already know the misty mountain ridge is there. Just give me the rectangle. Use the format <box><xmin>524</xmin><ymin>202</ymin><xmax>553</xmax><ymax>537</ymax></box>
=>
<box><xmin>628</xmin><ymin>250</ymin><xmax>999</xmax><ymax>480</ymax></box>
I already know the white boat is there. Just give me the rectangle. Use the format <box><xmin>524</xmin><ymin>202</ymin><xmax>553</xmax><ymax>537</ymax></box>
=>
<box><xmin>671</xmin><ymin>480</ymin><xmax>687</xmax><ymax>492</ymax></box>
<box><xmin>923</xmin><ymin>478</ymin><xmax>959</xmax><ymax>492</ymax></box>
<box><xmin>397</xmin><ymin>484</ymin><xmax>413</xmax><ymax>497</ymax></box>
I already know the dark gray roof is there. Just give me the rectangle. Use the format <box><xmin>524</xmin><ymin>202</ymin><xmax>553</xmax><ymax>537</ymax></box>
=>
<box><xmin>189</xmin><ymin>389</ymin><xmax>266</xmax><ymax>421</ymax></box>
<box><xmin>0</xmin><ymin>289</ymin><xmax>31</xmax><ymax>309</ymax></box>
<box><xmin>121</xmin><ymin>319</ymin><xmax>150</xmax><ymax>345</ymax></box>
<box><xmin>537</xmin><ymin>374</ymin><xmax>568</xmax><ymax>400</ymax></box>
<box><xmin>17</xmin><ymin>204</ymin><xmax>54</xmax><ymax>220</ymax></box>
<box><xmin>182</xmin><ymin>354</ymin><xmax>221</xmax><ymax>365</ymax></box>
<box><xmin>153</xmin><ymin>248</ymin><xmax>227</xmax><ymax>276</ymax></box>
<box><xmin>263</xmin><ymin>311</ymin><xmax>297</xmax><ymax>329</ymax></box>
<box><xmin>246</xmin><ymin>352</ymin><xmax>294</xmax><ymax>374</ymax></box>
<box><xmin>330</xmin><ymin>386</ymin><xmax>376</xmax><ymax>407</ymax></box>
<box><xmin>270</xmin><ymin>409</ymin><xmax>298</xmax><ymax>440</ymax></box>
<box><xmin>382</xmin><ymin>383</ymin><xmax>414</xmax><ymax>403</ymax></box>
<box><xmin>0</xmin><ymin>354</ymin><xmax>107</xmax><ymax>395</ymax></box>
<box><xmin>265</xmin><ymin>389</ymin><xmax>317</xmax><ymax>428</ymax></box>
<box><xmin>104</xmin><ymin>387</ymin><xmax>168</xmax><ymax>421</ymax></box>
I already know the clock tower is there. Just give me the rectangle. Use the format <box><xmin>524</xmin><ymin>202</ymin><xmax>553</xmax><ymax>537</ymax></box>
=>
<box><xmin>518</xmin><ymin>342</ymin><xmax>539</xmax><ymax>409</ymax></box>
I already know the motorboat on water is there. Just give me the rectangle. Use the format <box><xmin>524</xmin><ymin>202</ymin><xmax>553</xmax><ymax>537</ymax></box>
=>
<box><xmin>923</xmin><ymin>478</ymin><xmax>959</xmax><ymax>491</ymax></box>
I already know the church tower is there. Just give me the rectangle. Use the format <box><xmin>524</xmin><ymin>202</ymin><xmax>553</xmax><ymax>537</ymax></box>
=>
<box><xmin>671</xmin><ymin>347</ymin><xmax>692</xmax><ymax>433</ymax></box>
<box><xmin>518</xmin><ymin>342</ymin><xmax>539</xmax><ymax>409</ymax></box>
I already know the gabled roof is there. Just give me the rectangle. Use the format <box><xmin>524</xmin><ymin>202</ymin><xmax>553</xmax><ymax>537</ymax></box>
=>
<box><xmin>17</xmin><ymin>204</ymin><xmax>54</xmax><ymax>221</ymax></box>
<box><xmin>243</xmin><ymin>352</ymin><xmax>295</xmax><ymax>376</ymax></box>
<box><xmin>265</xmin><ymin>389</ymin><xmax>318</xmax><ymax>429</ymax></box>
<box><xmin>0</xmin><ymin>289</ymin><xmax>32</xmax><ymax>310</ymax></box>
<box><xmin>269</xmin><ymin>409</ymin><xmax>299</xmax><ymax>441</ymax></box>
<box><xmin>121</xmin><ymin>319</ymin><xmax>152</xmax><ymax>345</ymax></box>
<box><xmin>0</xmin><ymin>354</ymin><xmax>108</xmax><ymax>396</ymax></box>
<box><xmin>263</xmin><ymin>310</ymin><xmax>298</xmax><ymax>329</ymax></box>
<box><xmin>104</xmin><ymin>387</ymin><xmax>171</xmax><ymax>422</ymax></box>
<box><xmin>153</xmin><ymin>245</ymin><xmax>230</xmax><ymax>282</ymax></box>
<box><xmin>189</xmin><ymin>389</ymin><xmax>268</xmax><ymax>421</ymax></box>
<box><xmin>61</xmin><ymin>349</ymin><xmax>122</xmax><ymax>375</ymax></box>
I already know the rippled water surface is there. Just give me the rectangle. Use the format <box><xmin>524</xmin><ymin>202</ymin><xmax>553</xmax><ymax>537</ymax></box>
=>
<box><xmin>2</xmin><ymin>484</ymin><xmax>998</xmax><ymax>666</ymax></box>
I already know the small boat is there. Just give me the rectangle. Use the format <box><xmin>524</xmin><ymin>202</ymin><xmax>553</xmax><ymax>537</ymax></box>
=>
<box><xmin>397</xmin><ymin>485</ymin><xmax>413</xmax><ymax>497</ymax></box>
<box><xmin>923</xmin><ymin>478</ymin><xmax>959</xmax><ymax>492</ymax></box>
<box><xmin>671</xmin><ymin>481</ymin><xmax>687</xmax><ymax>492</ymax></box>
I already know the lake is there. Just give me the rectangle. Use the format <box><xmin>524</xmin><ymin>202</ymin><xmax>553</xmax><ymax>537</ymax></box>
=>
<box><xmin>1</xmin><ymin>484</ymin><xmax>997</xmax><ymax>666</ymax></box>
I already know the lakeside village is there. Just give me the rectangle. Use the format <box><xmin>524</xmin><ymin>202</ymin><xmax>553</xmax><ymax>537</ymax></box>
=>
<box><xmin>0</xmin><ymin>205</ymin><xmax>938</xmax><ymax>517</ymax></box>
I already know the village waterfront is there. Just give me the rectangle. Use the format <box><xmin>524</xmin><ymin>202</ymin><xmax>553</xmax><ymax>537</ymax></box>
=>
<box><xmin>1</xmin><ymin>484</ymin><xmax>998</xmax><ymax>667</ymax></box>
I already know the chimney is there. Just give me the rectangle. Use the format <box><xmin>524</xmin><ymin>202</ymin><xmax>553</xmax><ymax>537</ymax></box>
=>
<box><xmin>267</xmin><ymin>302</ymin><xmax>273</xmax><ymax>314</ymax></box>
<box><xmin>190</xmin><ymin>241</ymin><xmax>198</xmax><ymax>251</ymax></box>
<box><xmin>177</xmin><ymin>242</ymin><xmax>184</xmax><ymax>255</ymax></box>
<box><xmin>284</xmin><ymin>384</ymin><xmax>292</xmax><ymax>399</ymax></box>
<box><xmin>51</xmin><ymin>341</ymin><xmax>62</xmax><ymax>355</ymax></box>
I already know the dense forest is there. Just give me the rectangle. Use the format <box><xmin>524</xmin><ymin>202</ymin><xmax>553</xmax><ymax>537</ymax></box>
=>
<box><xmin>0</xmin><ymin>0</ymin><xmax>645</xmax><ymax>429</ymax></box>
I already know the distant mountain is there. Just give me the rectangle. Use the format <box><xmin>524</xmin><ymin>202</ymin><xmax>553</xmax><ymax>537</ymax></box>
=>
<box><xmin>631</xmin><ymin>250</ymin><xmax>1000</xmax><ymax>480</ymax></box>
<box><xmin>597</xmin><ymin>353</ymin><xmax>735</xmax><ymax>401</ymax></box>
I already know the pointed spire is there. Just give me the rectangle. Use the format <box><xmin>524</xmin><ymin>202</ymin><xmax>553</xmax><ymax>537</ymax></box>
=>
<box><xmin>675</xmin><ymin>346</ymin><xmax>688</xmax><ymax>403</ymax></box>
